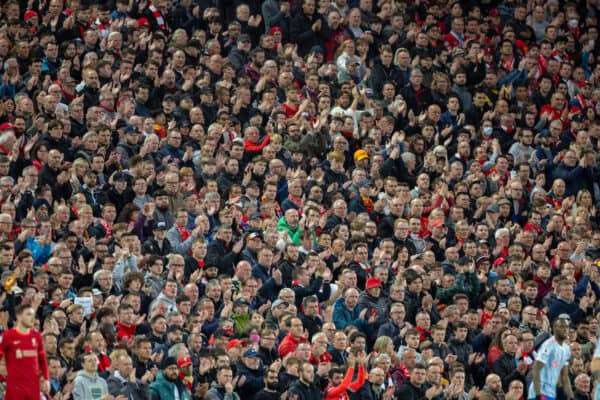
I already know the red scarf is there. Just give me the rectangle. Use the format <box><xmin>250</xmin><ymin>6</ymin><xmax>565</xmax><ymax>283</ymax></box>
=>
<box><xmin>98</xmin><ymin>219</ymin><xmax>113</xmax><ymax>239</ymax></box>
<box><xmin>97</xmin><ymin>352</ymin><xmax>111</xmax><ymax>372</ymax></box>
<box><xmin>177</xmin><ymin>224</ymin><xmax>190</xmax><ymax>241</ymax></box>
<box><xmin>178</xmin><ymin>372</ymin><xmax>193</xmax><ymax>391</ymax></box>
<box><xmin>500</xmin><ymin>55</ymin><xmax>515</xmax><ymax>72</ymax></box>
<box><xmin>287</xmin><ymin>194</ymin><xmax>303</xmax><ymax>209</ymax></box>
<box><xmin>415</xmin><ymin>325</ymin><xmax>431</xmax><ymax>342</ymax></box>
<box><xmin>148</xmin><ymin>3</ymin><xmax>166</xmax><ymax>30</ymax></box>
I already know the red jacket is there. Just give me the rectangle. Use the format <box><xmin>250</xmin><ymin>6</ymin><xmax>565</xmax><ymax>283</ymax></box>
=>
<box><xmin>324</xmin><ymin>365</ymin><xmax>365</xmax><ymax>400</ymax></box>
<box><xmin>116</xmin><ymin>321</ymin><xmax>136</xmax><ymax>340</ymax></box>
<box><xmin>278</xmin><ymin>333</ymin><xmax>307</xmax><ymax>358</ymax></box>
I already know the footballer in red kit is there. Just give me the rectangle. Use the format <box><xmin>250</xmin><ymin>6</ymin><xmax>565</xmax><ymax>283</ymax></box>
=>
<box><xmin>0</xmin><ymin>305</ymin><xmax>50</xmax><ymax>400</ymax></box>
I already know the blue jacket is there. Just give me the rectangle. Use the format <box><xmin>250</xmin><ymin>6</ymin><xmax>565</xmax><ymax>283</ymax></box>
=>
<box><xmin>332</xmin><ymin>297</ymin><xmax>367</xmax><ymax>330</ymax></box>
<box><xmin>551</xmin><ymin>163</ymin><xmax>594</xmax><ymax>197</ymax></box>
<box><xmin>236</xmin><ymin>362</ymin><xmax>264</xmax><ymax>400</ymax></box>
<box><xmin>547</xmin><ymin>297</ymin><xmax>586</xmax><ymax>324</ymax></box>
<box><xmin>26</xmin><ymin>236</ymin><xmax>53</xmax><ymax>266</ymax></box>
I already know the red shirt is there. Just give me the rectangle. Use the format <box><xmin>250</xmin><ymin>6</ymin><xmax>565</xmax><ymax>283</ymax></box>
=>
<box><xmin>0</xmin><ymin>328</ymin><xmax>49</xmax><ymax>387</ymax></box>
<box><xmin>116</xmin><ymin>321</ymin><xmax>137</xmax><ymax>340</ymax></box>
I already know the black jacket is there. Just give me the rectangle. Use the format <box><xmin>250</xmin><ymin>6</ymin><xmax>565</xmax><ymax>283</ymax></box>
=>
<box><xmin>38</xmin><ymin>165</ymin><xmax>73</xmax><ymax>202</ymax></box>
<box><xmin>206</xmin><ymin>238</ymin><xmax>240</xmax><ymax>276</ymax></box>
<box><xmin>395</xmin><ymin>380</ymin><xmax>427</xmax><ymax>400</ymax></box>
<box><xmin>299</xmin><ymin>313</ymin><xmax>322</xmax><ymax>340</ymax></box>
<box><xmin>491</xmin><ymin>352</ymin><xmax>526</xmax><ymax>392</ymax></box>
<box><xmin>350</xmin><ymin>381</ymin><xmax>382</xmax><ymax>400</ymax></box>
<box><xmin>369</xmin><ymin>61</ymin><xmax>403</xmax><ymax>96</ymax></box>
<box><xmin>107</xmin><ymin>375</ymin><xmax>149</xmax><ymax>400</ymax></box>
<box><xmin>288</xmin><ymin>379</ymin><xmax>321</xmax><ymax>400</ymax></box>
<box><xmin>289</xmin><ymin>13</ymin><xmax>329</xmax><ymax>57</ymax></box>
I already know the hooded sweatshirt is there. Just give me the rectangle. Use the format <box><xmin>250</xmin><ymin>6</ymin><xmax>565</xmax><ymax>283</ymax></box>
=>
<box><xmin>72</xmin><ymin>370</ymin><xmax>109</xmax><ymax>400</ymax></box>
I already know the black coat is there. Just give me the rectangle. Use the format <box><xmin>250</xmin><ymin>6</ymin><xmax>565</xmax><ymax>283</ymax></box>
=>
<box><xmin>288</xmin><ymin>380</ymin><xmax>321</xmax><ymax>400</ymax></box>
<box><xmin>206</xmin><ymin>238</ymin><xmax>240</xmax><ymax>276</ymax></box>
<box><xmin>491</xmin><ymin>352</ymin><xmax>526</xmax><ymax>392</ymax></box>
<box><xmin>299</xmin><ymin>313</ymin><xmax>322</xmax><ymax>340</ymax></box>
<box><xmin>289</xmin><ymin>13</ymin><xmax>329</xmax><ymax>57</ymax></box>
<box><xmin>350</xmin><ymin>381</ymin><xmax>381</xmax><ymax>400</ymax></box>
<box><xmin>107</xmin><ymin>375</ymin><xmax>149</xmax><ymax>400</ymax></box>
<box><xmin>395</xmin><ymin>380</ymin><xmax>427</xmax><ymax>400</ymax></box>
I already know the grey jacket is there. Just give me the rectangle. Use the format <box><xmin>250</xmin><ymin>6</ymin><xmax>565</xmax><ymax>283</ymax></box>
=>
<box><xmin>206</xmin><ymin>381</ymin><xmax>241</xmax><ymax>400</ymax></box>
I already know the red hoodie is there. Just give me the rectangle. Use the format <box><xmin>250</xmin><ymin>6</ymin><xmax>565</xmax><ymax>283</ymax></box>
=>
<box><xmin>278</xmin><ymin>333</ymin><xmax>307</xmax><ymax>358</ymax></box>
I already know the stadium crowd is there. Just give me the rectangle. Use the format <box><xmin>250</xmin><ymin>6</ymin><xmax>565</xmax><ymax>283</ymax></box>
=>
<box><xmin>0</xmin><ymin>0</ymin><xmax>600</xmax><ymax>399</ymax></box>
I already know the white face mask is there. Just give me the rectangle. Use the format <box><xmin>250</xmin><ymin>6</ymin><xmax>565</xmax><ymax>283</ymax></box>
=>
<box><xmin>569</xmin><ymin>19</ymin><xmax>578</xmax><ymax>28</ymax></box>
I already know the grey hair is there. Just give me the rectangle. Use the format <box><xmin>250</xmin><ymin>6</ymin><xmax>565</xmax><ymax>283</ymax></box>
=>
<box><xmin>401</xmin><ymin>152</ymin><xmax>415</xmax><ymax>164</ymax></box>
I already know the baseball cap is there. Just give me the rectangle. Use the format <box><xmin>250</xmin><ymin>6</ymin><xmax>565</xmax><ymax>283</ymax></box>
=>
<box><xmin>138</xmin><ymin>17</ymin><xmax>151</xmax><ymax>28</ymax></box>
<box><xmin>243</xmin><ymin>348</ymin><xmax>260</xmax><ymax>358</ymax></box>
<box><xmin>155</xmin><ymin>221</ymin><xmax>167</xmax><ymax>230</ymax></box>
<box><xmin>493</xmin><ymin>257</ymin><xmax>507</xmax><ymax>267</ymax></box>
<box><xmin>113</xmin><ymin>172</ymin><xmax>128</xmax><ymax>181</ymax></box>
<box><xmin>0</xmin><ymin>122</ymin><xmax>15</xmax><ymax>131</ymax></box>
<box><xmin>271</xmin><ymin>299</ymin><xmax>289</xmax><ymax>310</ymax></box>
<box><xmin>249</xmin><ymin>212</ymin><xmax>262</xmax><ymax>220</ymax></box>
<box><xmin>234</xmin><ymin>297</ymin><xmax>250</xmax><ymax>307</ymax></box>
<box><xmin>475</xmin><ymin>256</ymin><xmax>490</xmax><ymax>265</ymax></box>
<box><xmin>539</xmin><ymin>129</ymin><xmax>550</xmax><ymax>138</ymax></box>
<box><xmin>237</xmin><ymin>34</ymin><xmax>251</xmax><ymax>43</ymax></box>
<box><xmin>497</xmin><ymin>198</ymin><xmax>511</xmax><ymax>206</ymax></box>
<box><xmin>358</xmin><ymin>179</ymin><xmax>372</xmax><ymax>188</ymax></box>
<box><xmin>177</xmin><ymin>356</ymin><xmax>193</xmax><ymax>368</ymax></box>
<box><xmin>125</xmin><ymin>125</ymin><xmax>140</xmax><ymax>134</ymax></box>
<box><xmin>354</xmin><ymin>149</ymin><xmax>369</xmax><ymax>161</ymax></box>
<box><xmin>486</xmin><ymin>204</ymin><xmax>500</xmax><ymax>213</ymax></box>
<box><xmin>365</xmin><ymin>277</ymin><xmax>382</xmax><ymax>290</ymax></box>
<box><xmin>226</xmin><ymin>339</ymin><xmax>244</xmax><ymax>351</ymax></box>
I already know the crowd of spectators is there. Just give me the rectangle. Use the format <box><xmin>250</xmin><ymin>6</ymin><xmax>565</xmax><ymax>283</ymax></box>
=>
<box><xmin>0</xmin><ymin>0</ymin><xmax>600</xmax><ymax>399</ymax></box>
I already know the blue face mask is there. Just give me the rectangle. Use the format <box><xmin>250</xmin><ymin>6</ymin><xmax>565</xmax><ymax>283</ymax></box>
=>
<box><xmin>483</xmin><ymin>127</ymin><xmax>493</xmax><ymax>136</ymax></box>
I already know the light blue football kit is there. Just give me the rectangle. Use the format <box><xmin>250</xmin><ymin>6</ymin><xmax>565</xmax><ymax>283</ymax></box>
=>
<box><xmin>527</xmin><ymin>336</ymin><xmax>571</xmax><ymax>400</ymax></box>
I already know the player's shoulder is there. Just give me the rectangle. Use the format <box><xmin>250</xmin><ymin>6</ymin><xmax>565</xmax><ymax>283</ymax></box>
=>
<box><xmin>1</xmin><ymin>328</ymin><xmax>15</xmax><ymax>338</ymax></box>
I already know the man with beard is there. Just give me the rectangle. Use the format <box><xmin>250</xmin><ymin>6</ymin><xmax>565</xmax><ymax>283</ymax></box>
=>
<box><xmin>479</xmin><ymin>374</ymin><xmax>504</xmax><ymax>400</ymax></box>
<box><xmin>276</xmin><ymin>243</ymin><xmax>300</xmax><ymax>287</ymax></box>
<box><xmin>254</xmin><ymin>368</ymin><xmax>281</xmax><ymax>400</ymax></box>
<box><xmin>395</xmin><ymin>363</ymin><xmax>441</xmax><ymax>400</ymax></box>
<box><xmin>287</xmin><ymin>361</ymin><xmax>321</xmax><ymax>400</ymax></box>
<box><xmin>149</xmin><ymin>357</ymin><xmax>191</xmax><ymax>400</ymax></box>
<box><xmin>529</xmin><ymin>316</ymin><xmax>574</xmax><ymax>400</ymax></box>
<box><xmin>79</xmin><ymin>67</ymin><xmax>100</xmax><ymax>111</ymax></box>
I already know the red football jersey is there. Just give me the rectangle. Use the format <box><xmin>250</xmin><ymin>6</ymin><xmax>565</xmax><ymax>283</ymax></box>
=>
<box><xmin>0</xmin><ymin>328</ymin><xmax>49</xmax><ymax>385</ymax></box>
